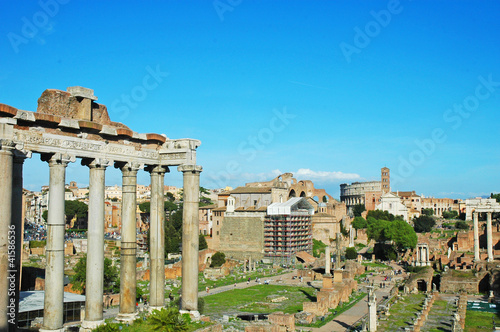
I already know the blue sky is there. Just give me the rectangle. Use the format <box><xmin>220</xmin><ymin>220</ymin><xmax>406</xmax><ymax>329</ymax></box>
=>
<box><xmin>1</xmin><ymin>0</ymin><xmax>499</xmax><ymax>199</ymax></box>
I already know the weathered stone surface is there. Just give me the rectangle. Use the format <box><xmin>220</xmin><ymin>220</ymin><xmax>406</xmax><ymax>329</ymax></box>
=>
<box><xmin>37</xmin><ymin>89</ymin><xmax>112</xmax><ymax>126</ymax></box>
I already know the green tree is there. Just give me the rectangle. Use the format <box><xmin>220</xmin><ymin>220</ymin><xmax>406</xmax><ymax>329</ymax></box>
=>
<box><xmin>166</xmin><ymin>191</ymin><xmax>175</xmax><ymax>202</ymax></box>
<box><xmin>64</xmin><ymin>200</ymin><xmax>88</xmax><ymax>222</ymax></box>
<box><xmin>386</xmin><ymin>219</ymin><xmax>418</xmax><ymax>250</ymax></box>
<box><xmin>367</xmin><ymin>210</ymin><xmax>396</xmax><ymax>221</ymax></box>
<box><xmin>422</xmin><ymin>208</ymin><xmax>434</xmax><ymax>216</ymax></box>
<box><xmin>455</xmin><ymin>221</ymin><xmax>469</xmax><ymax>230</ymax></box>
<box><xmin>352</xmin><ymin>216</ymin><xmax>368</xmax><ymax>229</ymax></box>
<box><xmin>312</xmin><ymin>239</ymin><xmax>327</xmax><ymax>258</ymax></box>
<box><xmin>210</xmin><ymin>252</ymin><xmax>226</xmax><ymax>267</ymax></box>
<box><xmin>42</xmin><ymin>210</ymin><xmax>48</xmax><ymax>222</ymax></box>
<box><xmin>199</xmin><ymin>234</ymin><xmax>208</xmax><ymax>250</ymax></box>
<box><xmin>165</xmin><ymin>223</ymin><xmax>181</xmax><ymax>255</ymax></box>
<box><xmin>71</xmin><ymin>255</ymin><xmax>118</xmax><ymax>294</ymax></box>
<box><xmin>164</xmin><ymin>201</ymin><xmax>177</xmax><ymax>212</ymax></box>
<box><xmin>171</xmin><ymin>209</ymin><xmax>183</xmax><ymax>231</ymax></box>
<box><xmin>413</xmin><ymin>215</ymin><xmax>435</xmax><ymax>233</ymax></box>
<box><xmin>353</xmin><ymin>204</ymin><xmax>366</xmax><ymax>217</ymax></box>
<box><xmin>367</xmin><ymin>219</ymin><xmax>390</xmax><ymax>242</ymax></box>
<box><xmin>345</xmin><ymin>247</ymin><xmax>357</xmax><ymax>260</ymax></box>
<box><xmin>491</xmin><ymin>193</ymin><xmax>500</xmax><ymax>203</ymax></box>
<box><xmin>139</xmin><ymin>201</ymin><xmax>151</xmax><ymax>213</ymax></box>
<box><xmin>442</xmin><ymin>210</ymin><xmax>459</xmax><ymax>219</ymax></box>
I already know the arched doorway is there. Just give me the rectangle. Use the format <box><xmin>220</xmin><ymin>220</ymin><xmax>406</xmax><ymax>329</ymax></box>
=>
<box><xmin>479</xmin><ymin>274</ymin><xmax>491</xmax><ymax>294</ymax></box>
<box><xmin>300</xmin><ymin>191</ymin><xmax>306</xmax><ymax>197</ymax></box>
<box><xmin>289</xmin><ymin>189</ymin><xmax>296</xmax><ymax>198</ymax></box>
<box><xmin>431</xmin><ymin>275</ymin><xmax>441</xmax><ymax>292</ymax></box>
<box><xmin>417</xmin><ymin>280</ymin><xmax>427</xmax><ymax>292</ymax></box>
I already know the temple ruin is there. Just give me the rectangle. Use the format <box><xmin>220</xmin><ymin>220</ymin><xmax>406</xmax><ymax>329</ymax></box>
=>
<box><xmin>0</xmin><ymin>87</ymin><xmax>202</xmax><ymax>331</ymax></box>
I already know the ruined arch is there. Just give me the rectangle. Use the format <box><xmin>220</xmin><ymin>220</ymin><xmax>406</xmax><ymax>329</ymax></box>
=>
<box><xmin>300</xmin><ymin>191</ymin><xmax>306</xmax><ymax>198</ymax></box>
<box><xmin>289</xmin><ymin>189</ymin><xmax>296</xmax><ymax>198</ymax></box>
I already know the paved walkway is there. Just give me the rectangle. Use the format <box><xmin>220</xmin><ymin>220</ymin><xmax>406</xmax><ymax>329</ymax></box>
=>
<box><xmin>311</xmin><ymin>262</ymin><xmax>407</xmax><ymax>332</ymax></box>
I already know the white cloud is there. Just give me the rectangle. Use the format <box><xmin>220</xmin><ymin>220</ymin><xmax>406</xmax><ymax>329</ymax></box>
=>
<box><xmin>242</xmin><ymin>168</ymin><xmax>361</xmax><ymax>183</ymax></box>
<box><xmin>293</xmin><ymin>168</ymin><xmax>361</xmax><ymax>182</ymax></box>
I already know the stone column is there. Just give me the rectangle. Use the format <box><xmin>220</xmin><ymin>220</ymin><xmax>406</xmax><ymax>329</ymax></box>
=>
<box><xmin>117</xmin><ymin>163</ymin><xmax>139</xmax><ymax>322</ymax></box>
<box><xmin>0</xmin><ymin>140</ymin><xmax>14</xmax><ymax>331</ymax></box>
<box><xmin>367</xmin><ymin>286</ymin><xmax>377</xmax><ymax>332</ymax></box>
<box><xmin>10</xmin><ymin>153</ymin><xmax>27</xmax><ymax>331</ymax></box>
<box><xmin>249</xmin><ymin>256</ymin><xmax>252</xmax><ymax>273</ymax></box>
<box><xmin>473</xmin><ymin>212</ymin><xmax>480</xmax><ymax>261</ymax></box>
<box><xmin>487</xmin><ymin>212</ymin><xmax>493</xmax><ymax>262</ymax></box>
<box><xmin>325</xmin><ymin>245</ymin><xmax>331</xmax><ymax>275</ymax></box>
<box><xmin>147</xmin><ymin>165</ymin><xmax>168</xmax><ymax>310</ymax></box>
<box><xmin>178</xmin><ymin>165</ymin><xmax>202</xmax><ymax>311</ymax></box>
<box><xmin>81</xmin><ymin>159</ymin><xmax>108</xmax><ymax>331</ymax></box>
<box><xmin>41</xmin><ymin>154</ymin><xmax>72</xmax><ymax>332</ymax></box>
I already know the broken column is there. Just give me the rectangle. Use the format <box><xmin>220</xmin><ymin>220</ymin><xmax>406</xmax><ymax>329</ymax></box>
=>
<box><xmin>367</xmin><ymin>286</ymin><xmax>377</xmax><ymax>332</ymax></box>
<box><xmin>325</xmin><ymin>245</ymin><xmax>331</xmax><ymax>275</ymax></box>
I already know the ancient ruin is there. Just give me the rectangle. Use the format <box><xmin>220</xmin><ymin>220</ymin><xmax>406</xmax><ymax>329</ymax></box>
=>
<box><xmin>0</xmin><ymin>87</ymin><xmax>202</xmax><ymax>331</ymax></box>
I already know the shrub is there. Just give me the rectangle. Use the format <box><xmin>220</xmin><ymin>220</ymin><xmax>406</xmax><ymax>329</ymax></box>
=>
<box><xmin>148</xmin><ymin>307</ymin><xmax>188</xmax><ymax>332</ymax></box>
<box><xmin>30</xmin><ymin>240</ymin><xmax>46</xmax><ymax>248</ymax></box>
<box><xmin>345</xmin><ymin>247</ymin><xmax>357</xmax><ymax>260</ymax></box>
<box><xmin>455</xmin><ymin>221</ymin><xmax>469</xmax><ymax>230</ymax></box>
<box><xmin>210</xmin><ymin>252</ymin><xmax>226</xmax><ymax>267</ymax></box>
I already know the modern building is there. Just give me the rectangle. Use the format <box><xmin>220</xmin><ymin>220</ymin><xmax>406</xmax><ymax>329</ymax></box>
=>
<box><xmin>265</xmin><ymin>197</ymin><xmax>314</xmax><ymax>265</ymax></box>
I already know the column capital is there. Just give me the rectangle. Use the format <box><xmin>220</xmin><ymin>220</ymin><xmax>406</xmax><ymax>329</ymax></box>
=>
<box><xmin>41</xmin><ymin>153</ymin><xmax>75</xmax><ymax>166</ymax></box>
<box><xmin>0</xmin><ymin>139</ymin><xmax>15</xmax><ymax>151</ymax></box>
<box><xmin>178</xmin><ymin>164</ymin><xmax>202</xmax><ymax>173</ymax></box>
<box><xmin>145</xmin><ymin>165</ymin><xmax>170</xmax><ymax>175</ymax></box>
<box><xmin>82</xmin><ymin>158</ymin><xmax>111</xmax><ymax>169</ymax></box>
<box><xmin>114</xmin><ymin>161</ymin><xmax>143</xmax><ymax>173</ymax></box>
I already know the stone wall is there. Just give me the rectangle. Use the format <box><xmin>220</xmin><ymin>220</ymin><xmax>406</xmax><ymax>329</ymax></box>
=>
<box><xmin>219</xmin><ymin>214</ymin><xmax>265</xmax><ymax>260</ymax></box>
<box><xmin>268</xmin><ymin>312</ymin><xmax>295</xmax><ymax>331</ymax></box>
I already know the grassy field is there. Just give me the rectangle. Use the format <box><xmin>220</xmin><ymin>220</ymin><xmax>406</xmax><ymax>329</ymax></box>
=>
<box><xmin>379</xmin><ymin>293</ymin><xmax>425</xmax><ymax>331</ymax></box>
<box><xmin>464</xmin><ymin>311</ymin><xmax>498</xmax><ymax>331</ymax></box>
<box><xmin>203</xmin><ymin>284</ymin><xmax>316</xmax><ymax>315</ymax></box>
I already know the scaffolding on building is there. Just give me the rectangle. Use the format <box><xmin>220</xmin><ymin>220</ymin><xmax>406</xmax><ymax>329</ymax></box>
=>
<box><xmin>264</xmin><ymin>212</ymin><xmax>312</xmax><ymax>266</ymax></box>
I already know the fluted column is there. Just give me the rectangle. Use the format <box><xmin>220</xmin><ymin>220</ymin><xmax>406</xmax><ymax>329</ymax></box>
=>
<box><xmin>117</xmin><ymin>163</ymin><xmax>139</xmax><ymax>322</ymax></box>
<box><xmin>81</xmin><ymin>159</ymin><xmax>108</xmax><ymax>331</ymax></box>
<box><xmin>146</xmin><ymin>165</ymin><xmax>168</xmax><ymax>310</ymax></box>
<box><xmin>41</xmin><ymin>154</ymin><xmax>73</xmax><ymax>332</ymax></box>
<box><xmin>473</xmin><ymin>212</ymin><xmax>480</xmax><ymax>261</ymax></box>
<box><xmin>0</xmin><ymin>140</ymin><xmax>14</xmax><ymax>331</ymax></box>
<box><xmin>487</xmin><ymin>212</ymin><xmax>493</xmax><ymax>262</ymax></box>
<box><xmin>178</xmin><ymin>165</ymin><xmax>202</xmax><ymax>311</ymax></box>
